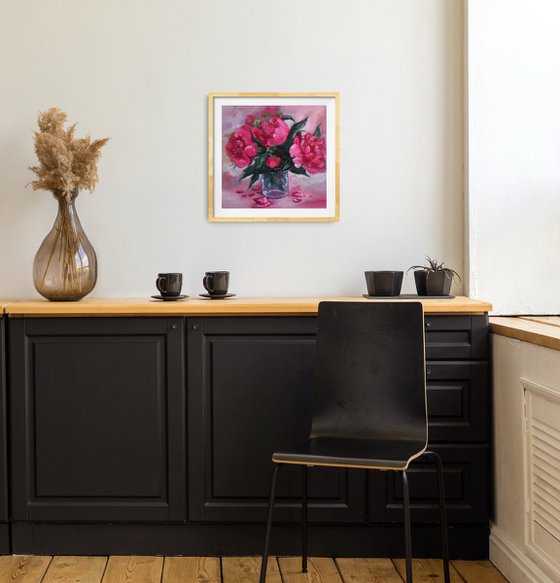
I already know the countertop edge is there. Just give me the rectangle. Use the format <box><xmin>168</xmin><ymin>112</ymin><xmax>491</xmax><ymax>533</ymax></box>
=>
<box><xmin>490</xmin><ymin>316</ymin><xmax>560</xmax><ymax>352</ymax></box>
<box><xmin>1</xmin><ymin>296</ymin><xmax>493</xmax><ymax>316</ymax></box>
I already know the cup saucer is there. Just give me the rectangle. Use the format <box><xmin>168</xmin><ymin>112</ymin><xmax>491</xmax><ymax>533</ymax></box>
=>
<box><xmin>151</xmin><ymin>294</ymin><xmax>188</xmax><ymax>301</ymax></box>
<box><xmin>198</xmin><ymin>293</ymin><xmax>236</xmax><ymax>300</ymax></box>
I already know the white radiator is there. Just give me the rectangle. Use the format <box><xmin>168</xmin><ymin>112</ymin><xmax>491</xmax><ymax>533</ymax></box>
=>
<box><xmin>523</xmin><ymin>378</ymin><xmax>560</xmax><ymax>581</ymax></box>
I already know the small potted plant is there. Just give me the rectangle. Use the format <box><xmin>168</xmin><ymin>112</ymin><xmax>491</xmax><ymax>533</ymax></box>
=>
<box><xmin>408</xmin><ymin>257</ymin><xmax>461</xmax><ymax>296</ymax></box>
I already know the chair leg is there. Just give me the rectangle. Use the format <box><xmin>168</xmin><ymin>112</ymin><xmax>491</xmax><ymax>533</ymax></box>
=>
<box><xmin>302</xmin><ymin>465</ymin><xmax>308</xmax><ymax>573</ymax></box>
<box><xmin>424</xmin><ymin>451</ymin><xmax>450</xmax><ymax>583</ymax></box>
<box><xmin>259</xmin><ymin>464</ymin><xmax>281</xmax><ymax>583</ymax></box>
<box><xmin>402</xmin><ymin>470</ymin><xmax>413</xmax><ymax>583</ymax></box>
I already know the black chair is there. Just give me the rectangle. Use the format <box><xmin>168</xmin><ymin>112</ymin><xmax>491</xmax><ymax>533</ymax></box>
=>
<box><xmin>258</xmin><ymin>301</ymin><xmax>450</xmax><ymax>583</ymax></box>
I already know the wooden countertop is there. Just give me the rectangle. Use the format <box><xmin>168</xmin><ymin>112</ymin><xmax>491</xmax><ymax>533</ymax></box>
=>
<box><xmin>490</xmin><ymin>316</ymin><xmax>560</xmax><ymax>352</ymax></box>
<box><xmin>2</xmin><ymin>296</ymin><xmax>492</xmax><ymax>317</ymax></box>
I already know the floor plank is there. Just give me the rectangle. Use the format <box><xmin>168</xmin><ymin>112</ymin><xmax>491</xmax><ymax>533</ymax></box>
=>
<box><xmin>43</xmin><ymin>556</ymin><xmax>107</xmax><ymax>583</ymax></box>
<box><xmin>336</xmin><ymin>557</ymin><xmax>404</xmax><ymax>583</ymax></box>
<box><xmin>102</xmin><ymin>556</ymin><xmax>163</xmax><ymax>583</ymax></box>
<box><xmin>162</xmin><ymin>557</ymin><xmax>221</xmax><ymax>583</ymax></box>
<box><xmin>392</xmin><ymin>559</ymin><xmax>463</xmax><ymax>583</ymax></box>
<box><xmin>222</xmin><ymin>556</ymin><xmax>282</xmax><ymax>583</ymax></box>
<box><xmin>279</xmin><ymin>557</ymin><xmax>343</xmax><ymax>583</ymax></box>
<box><xmin>452</xmin><ymin>560</ymin><xmax>509</xmax><ymax>583</ymax></box>
<box><xmin>0</xmin><ymin>556</ymin><xmax>52</xmax><ymax>583</ymax></box>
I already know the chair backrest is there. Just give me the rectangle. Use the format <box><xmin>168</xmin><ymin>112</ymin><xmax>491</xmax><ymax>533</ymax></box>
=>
<box><xmin>311</xmin><ymin>301</ymin><xmax>427</xmax><ymax>444</ymax></box>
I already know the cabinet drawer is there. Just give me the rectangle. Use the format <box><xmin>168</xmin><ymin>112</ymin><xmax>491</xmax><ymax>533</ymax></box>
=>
<box><xmin>425</xmin><ymin>315</ymin><xmax>488</xmax><ymax>360</ymax></box>
<box><xmin>426</xmin><ymin>362</ymin><xmax>489</xmax><ymax>442</ymax></box>
<box><xmin>369</xmin><ymin>444</ymin><xmax>489</xmax><ymax>525</ymax></box>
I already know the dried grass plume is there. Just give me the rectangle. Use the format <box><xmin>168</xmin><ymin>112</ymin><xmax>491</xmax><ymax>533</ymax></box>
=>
<box><xmin>29</xmin><ymin>107</ymin><xmax>110</xmax><ymax>202</ymax></box>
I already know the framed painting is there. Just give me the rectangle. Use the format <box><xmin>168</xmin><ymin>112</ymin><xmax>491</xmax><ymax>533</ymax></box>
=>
<box><xmin>208</xmin><ymin>92</ymin><xmax>339</xmax><ymax>222</ymax></box>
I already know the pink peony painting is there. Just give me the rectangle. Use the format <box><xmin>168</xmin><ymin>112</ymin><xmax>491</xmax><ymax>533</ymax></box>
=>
<box><xmin>209</xmin><ymin>94</ymin><xmax>339</xmax><ymax>222</ymax></box>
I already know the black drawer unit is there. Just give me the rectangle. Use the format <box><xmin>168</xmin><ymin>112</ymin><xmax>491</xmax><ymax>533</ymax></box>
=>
<box><xmin>368</xmin><ymin>314</ymin><xmax>491</xmax><ymax>528</ymax></box>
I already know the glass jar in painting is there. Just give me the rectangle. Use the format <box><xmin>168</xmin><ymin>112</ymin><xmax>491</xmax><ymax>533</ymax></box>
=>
<box><xmin>261</xmin><ymin>171</ymin><xmax>289</xmax><ymax>199</ymax></box>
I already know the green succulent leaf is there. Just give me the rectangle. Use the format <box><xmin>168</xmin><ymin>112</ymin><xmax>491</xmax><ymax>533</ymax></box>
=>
<box><xmin>406</xmin><ymin>255</ymin><xmax>461</xmax><ymax>282</ymax></box>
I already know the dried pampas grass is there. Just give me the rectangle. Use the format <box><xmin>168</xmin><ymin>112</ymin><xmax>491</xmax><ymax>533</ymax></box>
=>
<box><xmin>29</xmin><ymin>107</ymin><xmax>109</xmax><ymax>202</ymax></box>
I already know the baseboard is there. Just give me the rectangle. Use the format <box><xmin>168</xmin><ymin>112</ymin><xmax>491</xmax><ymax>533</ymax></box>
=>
<box><xmin>490</xmin><ymin>526</ymin><xmax>557</xmax><ymax>583</ymax></box>
<box><xmin>11</xmin><ymin>523</ymin><xmax>489</xmax><ymax>558</ymax></box>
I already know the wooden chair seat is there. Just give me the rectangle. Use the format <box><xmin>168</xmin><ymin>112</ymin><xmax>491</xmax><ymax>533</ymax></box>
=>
<box><xmin>272</xmin><ymin>436</ymin><xmax>427</xmax><ymax>470</ymax></box>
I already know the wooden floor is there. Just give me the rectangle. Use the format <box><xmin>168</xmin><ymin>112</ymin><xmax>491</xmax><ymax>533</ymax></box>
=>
<box><xmin>0</xmin><ymin>556</ymin><xmax>509</xmax><ymax>583</ymax></box>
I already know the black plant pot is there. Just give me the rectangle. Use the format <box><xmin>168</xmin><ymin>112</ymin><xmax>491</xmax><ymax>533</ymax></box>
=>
<box><xmin>414</xmin><ymin>270</ymin><xmax>452</xmax><ymax>296</ymax></box>
<box><xmin>364</xmin><ymin>271</ymin><xmax>404</xmax><ymax>297</ymax></box>
<box><xmin>413</xmin><ymin>271</ymin><xmax>428</xmax><ymax>296</ymax></box>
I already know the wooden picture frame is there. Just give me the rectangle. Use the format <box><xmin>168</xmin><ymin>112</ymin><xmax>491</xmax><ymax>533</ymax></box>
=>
<box><xmin>209</xmin><ymin>92</ymin><xmax>339</xmax><ymax>222</ymax></box>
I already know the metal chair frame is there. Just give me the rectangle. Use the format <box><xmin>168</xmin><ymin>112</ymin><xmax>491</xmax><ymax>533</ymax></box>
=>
<box><xmin>258</xmin><ymin>450</ymin><xmax>450</xmax><ymax>583</ymax></box>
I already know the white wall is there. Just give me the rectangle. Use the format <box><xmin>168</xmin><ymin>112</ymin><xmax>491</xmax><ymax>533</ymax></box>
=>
<box><xmin>467</xmin><ymin>0</ymin><xmax>560</xmax><ymax>315</ymax></box>
<box><xmin>0</xmin><ymin>0</ymin><xmax>465</xmax><ymax>298</ymax></box>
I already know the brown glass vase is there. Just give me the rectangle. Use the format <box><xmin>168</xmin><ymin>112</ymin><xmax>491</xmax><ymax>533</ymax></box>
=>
<box><xmin>33</xmin><ymin>190</ymin><xmax>97</xmax><ymax>301</ymax></box>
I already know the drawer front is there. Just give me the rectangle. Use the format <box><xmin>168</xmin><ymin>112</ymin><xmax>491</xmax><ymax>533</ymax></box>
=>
<box><xmin>426</xmin><ymin>362</ymin><xmax>489</xmax><ymax>443</ymax></box>
<box><xmin>368</xmin><ymin>444</ymin><xmax>489</xmax><ymax>525</ymax></box>
<box><xmin>425</xmin><ymin>315</ymin><xmax>488</xmax><ymax>360</ymax></box>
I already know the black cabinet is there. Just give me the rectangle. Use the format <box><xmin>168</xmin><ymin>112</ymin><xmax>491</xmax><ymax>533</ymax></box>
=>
<box><xmin>368</xmin><ymin>315</ymin><xmax>490</xmax><ymax>526</ymax></box>
<box><xmin>0</xmin><ymin>318</ymin><xmax>9</xmax><ymax>553</ymax></box>
<box><xmin>6</xmin><ymin>311</ymin><xmax>490</xmax><ymax>557</ymax></box>
<box><xmin>9</xmin><ymin>317</ymin><xmax>186</xmax><ymax>522</ymax></box>
<box><xmin>187</xmin><ymin>317</ymin><xmax>365</xmax><ymax>522</ymax></box>
<box><xmin>187</xmin><ymin>315</ymin><xmax>490</xmax><ymax>529</ymax></box>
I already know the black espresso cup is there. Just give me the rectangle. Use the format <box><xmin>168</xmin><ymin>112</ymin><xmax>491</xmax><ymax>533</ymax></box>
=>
<box><xmin>203</xmin><ymin>271</ymin><xmax>229</xmax><ymax>296</ymax></box>
<box><xmin>364</xmin><ymin>271</ymin><xmax>403</xmax><ymax>297</ymax></box>
<box><xmin>156</xmin><ymin>273</ymin><xmax>182</xmax><ymax>297</ymax></box>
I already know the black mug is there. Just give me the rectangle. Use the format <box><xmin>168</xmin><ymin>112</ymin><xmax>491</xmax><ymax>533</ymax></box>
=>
<box><xmin>203</xmin><ymin>271</ymin><xmax>229</xmax><ymax>295</ymax></box>
<box><xmin>156</xmin><ymin>273</ymin><xmax>182</xmax><ymax>297</ymax></box>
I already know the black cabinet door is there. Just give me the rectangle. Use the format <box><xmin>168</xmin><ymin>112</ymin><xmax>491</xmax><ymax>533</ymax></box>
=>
<box><xmin>0</xmin><ymin>318</ymin><xmax>8</xmax><ymax>523</ymax></box>
<box><xmin>10</xmin><ymin>317</ymin><xmax>186</xmax><ymax>522</ymax></box>
<box><xmin>187</xmin><ymin>317</ymin><xmax>365</xmax><ymax>523</ymax></box>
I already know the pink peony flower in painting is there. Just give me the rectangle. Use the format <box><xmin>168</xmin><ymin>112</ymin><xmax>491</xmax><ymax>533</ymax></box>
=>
<box><xmin>225</xmin><ymin>126</ymin><xmax>257</xmax><ymax>168</ymax></box>
<box><xmin>251</xmin><ymin>116</ymin><xmax>290</xmax><ymax>147</ymax></box>
<box><xmin>222</xmin><ymin>104</ymin><xmax>327</xmax><ymax>207</ymax></box>
<box><xmin>265</xmin><ymin>155</ymin><xmax>282</xmax><ymax>169</ymax></box>
<box><xmin>289</xmin><ymin>133</ymin><xmax>326</xmax><ymax>174</ymax></box>
<box><xmin>260</xmin><ymin>106</ymin><xmax>282</xmax><ymax>117</ymax></box>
